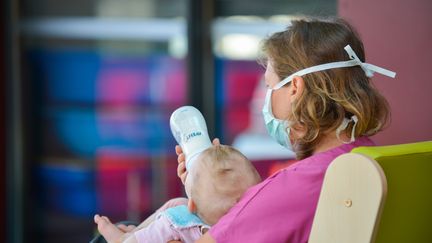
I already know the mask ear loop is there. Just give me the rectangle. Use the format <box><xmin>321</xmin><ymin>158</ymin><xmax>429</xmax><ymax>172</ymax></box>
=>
<box><xmin>336</xmin><ymin>115</ymin><xmax>358</xmax><ymax>144</ymax></box>
<box><xmin>284</xmin><ymin>125</ymin><xmax>291</xmax><ymax>145</ymax></box>
<box><xmin>349</xmin><ymin>115</ymin><xmax>359</xmax><ymax>143</ymax></box>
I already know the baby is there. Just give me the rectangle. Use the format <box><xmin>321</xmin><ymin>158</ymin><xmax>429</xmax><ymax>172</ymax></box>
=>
<box><xmin>94</xmin><ymin>144</ymin><xmax>261</xmax><ymax>243</ymax></box>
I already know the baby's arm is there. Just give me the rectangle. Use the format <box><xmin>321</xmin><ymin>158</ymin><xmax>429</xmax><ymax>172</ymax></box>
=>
<box><xmin>120</xmin><ymin>233</ymin><xmax>139</xmax><ymax>243</ymax></box>
<box><xmin>134</xmin><ymin>197</ymin><xmax>188</xmax><ymax>231</ymax></box>
<box><xmin>122</xmin><ymin>236</ymin><xmax>179</xmax><ymax>243</ymax></box>
<box><xmin>121</xmin><ymin>234</ymin><xmax>181</xmax><ymax>243</ymax></box>
<box><xmin>94</xmin><ymin>198</ymin><xmax>187</xmax><ymax>243</ymax></box>
<box><xmin>134</xmin><ymin>213</ymin><xmax>181</xmax><ymax>243</ymax></box>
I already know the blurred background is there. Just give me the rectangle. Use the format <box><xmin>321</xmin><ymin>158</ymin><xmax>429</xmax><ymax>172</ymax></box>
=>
<box><xmin>2</xmin><ymin>0</ymin><xmax>431</xmax><ymax>242</ymax></box>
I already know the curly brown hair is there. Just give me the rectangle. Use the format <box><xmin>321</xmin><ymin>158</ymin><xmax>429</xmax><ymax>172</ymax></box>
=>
<box><xmin>262</xmin><ymin>17</ymin><xmax>390</xmax><ymax>159</ymax></box>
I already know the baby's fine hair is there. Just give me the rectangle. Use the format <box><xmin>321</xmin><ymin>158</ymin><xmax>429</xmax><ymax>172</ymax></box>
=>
<box><xmin>262</xmin><ymin>17</ymin><xmax>390</xmax><ymax>159</ymax></box>
<box><xmin>190</xmin><ymin>145</ymin><xmax>261</xmax><ymax>225</ymax></box>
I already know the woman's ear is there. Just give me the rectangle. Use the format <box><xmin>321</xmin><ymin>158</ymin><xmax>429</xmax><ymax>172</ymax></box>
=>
<box><xmin>290</xmin><ymin>76</ymin><xmax>305</xmax><ymax>99</ymax></box>
<box><xmin>187</xmin><ymin>198</ymin><xmax>197</xmax><ymax>213</ymax></box>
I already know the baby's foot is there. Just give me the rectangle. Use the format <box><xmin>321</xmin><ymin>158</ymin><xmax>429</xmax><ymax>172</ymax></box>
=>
<box><xmin>94</xmin><ymin>214</ymin><xmax>124</xmax><ymax>243</ymax></box>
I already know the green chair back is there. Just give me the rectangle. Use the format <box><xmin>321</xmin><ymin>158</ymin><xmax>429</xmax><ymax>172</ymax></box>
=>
<box><xmin>352</xmin><ymin>141</ymin><xmax>432</xmax><ymax>243</ymax></box>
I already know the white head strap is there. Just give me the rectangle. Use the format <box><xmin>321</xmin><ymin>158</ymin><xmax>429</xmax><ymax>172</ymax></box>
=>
<box><xmin>273</xmin><ymin>45</ymin><xmax>396</xmax><ymax>90</ymax></box>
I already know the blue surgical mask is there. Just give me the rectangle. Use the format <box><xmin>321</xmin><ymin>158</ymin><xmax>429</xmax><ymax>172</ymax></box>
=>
<box><xmin>262</xmin><ymin>45</ymin><xmax>396</xmax><ymax>147</ymax></box>
<box><xmin>262</xmin><ymin>89</ymin><xmax>293</xmax><ymax>150</ymax></box>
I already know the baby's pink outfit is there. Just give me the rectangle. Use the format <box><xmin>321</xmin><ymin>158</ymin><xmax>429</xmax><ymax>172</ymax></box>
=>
<box><xmin>134</xmin><ymin>205</ymin><xmax>209</xmax><ymax>243</ymax></box>
<box><xmin>209</xmin><ymin>137</ymin><xmax>374</xmax><ymax>243</ymax></box>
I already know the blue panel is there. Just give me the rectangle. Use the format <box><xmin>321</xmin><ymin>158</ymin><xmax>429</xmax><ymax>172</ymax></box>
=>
<box><xmin>30</xmin><ymin>49</ymin><xmax>101</xmax><ymax>103</ymax></box>
<box><xmin>45</xmin><ymin>107</ymin><xmax>175</xmax><ymax>157</ymax></box>
<box><xmin>28</xmin><ymin>49</ymin><xmax>187</xmax><ymax>106</ymax></box>
<box><xmin>35</xmin><ymin>163</ymin><xmax>96</xmax><ymax>217</ymax></box>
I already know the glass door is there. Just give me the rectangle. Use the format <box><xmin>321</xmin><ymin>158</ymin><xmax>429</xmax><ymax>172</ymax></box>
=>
<box><xmin>19</xmin><ymin>0</ymin><xmax>188</xmax><ymax>242</ymax></box>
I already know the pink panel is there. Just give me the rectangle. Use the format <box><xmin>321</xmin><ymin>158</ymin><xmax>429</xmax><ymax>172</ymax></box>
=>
<box><xmin>339</xmin><ymin>0</ymin><xmax>432</xmax><ymax>145</ymax></box>
<box><xmin>225</xmin><ymin>61</ymin><xmax>262</xmax><ymax>104</ymax></box>
<box><xmin>96</xmin><ymin>149</ymin><xmax>152</xmax><ymax>221</ymax></box>
<box><xmin>97</xmin><ymin>67</ymin><xmax>149</xmax><ymax>106</ymax></box>
<box><xmin>224</xmin><ymin>106</ymin><xmax>250</xmax><ymax>144</ymax></box>
<box><xmin>163</xmin><ymin>156</ymin><xmax>185</xmax><ymax>200</ymax></box>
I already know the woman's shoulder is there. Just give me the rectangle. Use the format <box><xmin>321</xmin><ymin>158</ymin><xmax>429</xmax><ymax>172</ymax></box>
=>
<box><xmin>295</xmin><ymin>136</ymin><xmax>375</xmax><ymax>167</ymax></box>
<box><xmin>208</xmin><ymin>137</ymin><xmax>375</xmax><ymax>242</ymax></box>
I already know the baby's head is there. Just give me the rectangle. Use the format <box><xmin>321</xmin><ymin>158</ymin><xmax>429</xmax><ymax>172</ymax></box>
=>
<box><xmin>184</xmin><ymin>145</ymin><xmax>261</xmax><ymax>225</ymax></box>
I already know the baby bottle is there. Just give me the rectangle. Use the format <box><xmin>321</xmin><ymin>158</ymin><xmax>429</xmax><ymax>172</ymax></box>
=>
<box><xmin>170</xmin><ymin>106</ymin><xmax>212</xmax><ymax>171</ymax></box>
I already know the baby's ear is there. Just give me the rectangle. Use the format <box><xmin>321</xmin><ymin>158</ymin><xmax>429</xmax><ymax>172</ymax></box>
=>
<box><xmin>187</xmin><ymin>198</ymin><xmax>197</xmax><ymax>213</ymax></box>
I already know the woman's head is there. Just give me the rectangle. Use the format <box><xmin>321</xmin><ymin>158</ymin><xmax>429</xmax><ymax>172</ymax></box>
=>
<box><xmin>261</xmin><ymin>17</ymin><xmax>390</xmax><ymax>159</ymax></box>
<box><xmin>187</xmin><ymin>145</ymin><xmax>261</xmax><ymax>225</ymax></box>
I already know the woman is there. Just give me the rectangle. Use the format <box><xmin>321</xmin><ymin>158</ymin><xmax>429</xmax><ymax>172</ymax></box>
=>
<box><xmin>179</xmin><ymin>17</ymin><xmax>395</xmax><ymax>242</ymax></box>
<box><xmin>103</xmin><ymin>17</ymin><xmax>395</xmax><ymax>243</ymax></box>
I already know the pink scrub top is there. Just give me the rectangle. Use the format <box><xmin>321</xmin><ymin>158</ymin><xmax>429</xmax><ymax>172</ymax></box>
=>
<box><xmin>209</xmin><ymin>137</ymin><xmax>375</xmax><ymax>243</ymax></box>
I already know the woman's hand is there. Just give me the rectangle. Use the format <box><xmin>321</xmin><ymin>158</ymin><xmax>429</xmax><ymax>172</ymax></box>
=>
<box><xmin>175</xmin><ymin>144</ymin><xmax>187</xmax><ymax>185</ymax></box>
<box><xmin>176</xmin><ymin>138</ymin><xmax>220</xmax><ymax>185</ymax></box>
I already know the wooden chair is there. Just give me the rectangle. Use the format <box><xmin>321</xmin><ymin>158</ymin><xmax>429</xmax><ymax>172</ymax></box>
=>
<box><xmin>309</xmin><ymin>141</ymin><xmax>432</xmax><ymax>243</ymax></box>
